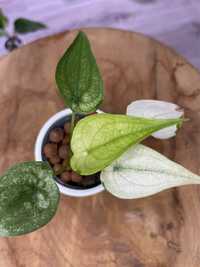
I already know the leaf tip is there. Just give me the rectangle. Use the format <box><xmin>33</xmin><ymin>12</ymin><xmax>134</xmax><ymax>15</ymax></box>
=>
<box><xmin>177</xmin><ymin>116</ymin><xmax>189</xmax><ymax>128</ymax></box>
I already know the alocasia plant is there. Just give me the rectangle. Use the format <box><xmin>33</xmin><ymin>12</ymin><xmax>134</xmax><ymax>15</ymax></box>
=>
<box><xmin>0</xmin><ymin>31</ymin><xmax>199</xmax><ymax>237</ymax></box>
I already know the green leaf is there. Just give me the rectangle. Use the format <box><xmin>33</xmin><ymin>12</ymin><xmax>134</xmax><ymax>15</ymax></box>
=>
<box><xmin>70</xmin><ymin>114</ymin><xmax>183</xmax><ymax>175</ymax></box>
<box><xmin>0</xmin><ymin>9</ymin><xmax>8</xmax><ymax>30</ymax></box>
<box><xmin>14</xmin><ymin>18</ymin><xmax>46</xmax><ymax>34</ymax></box>
<box><xmin>0</xmin><ymin>161</ymin><xmax>59</xmax><ymax>237</ymax></box>
<box><xmin>55</xmin><ymin>31</ymin><xmax>104</xmax><ymax>114</ymax></box>
<box><xmin>101</xmin><ymin>144</ymin><xmax>200</xmax><ymax>199</ymax></box>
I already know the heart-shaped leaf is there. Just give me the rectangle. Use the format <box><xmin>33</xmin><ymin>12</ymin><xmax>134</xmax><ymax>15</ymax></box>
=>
<box><xmin>101</xmin><ymin>144</ymin><xmax>200</xmax><ymax>199</ymax></box>
<box><xmin>56</xmin><ymin>31</ymin><xmax>104</xmax><ymax>114</ymax></box>
<box><xmin>71</xmin><ymin>114</ymin><xmax>183</xmax><ymax>175</ymax></box>
<box><xmin>14</xmin><ymin>18</ymin><xmax>46</xmax><ymax>34</ymax></box>
<box><xmin>127</xmin><ymin>100</ymin><xmax>184</xmax><ymax>139</ymax></box>
<box><xmin>0</xmin><ymin>161</ymin><xmax>59</xmax><ymax>236</ymax></box>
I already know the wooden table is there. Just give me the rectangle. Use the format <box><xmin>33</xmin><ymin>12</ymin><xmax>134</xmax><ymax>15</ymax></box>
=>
<box><xmin>0</xmin><ymin>28</ymin><xmax>200</xmax><ymax>267</ymax></box>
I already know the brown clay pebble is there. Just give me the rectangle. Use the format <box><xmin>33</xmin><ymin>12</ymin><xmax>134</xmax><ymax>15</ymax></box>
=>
<box><xmin>53</xmin><ymin>164</ymin><xmax>62</xmax><ymax>174</ymax></box>
<box><xmin>71</xmin><ymin>171</ymin><xmax>82</xmax><ymax>183</ymax></box>
<box><xmin>60</xmin><ymin>171</ymin><xmax>71</xmax><ymax>182</ymax></box>
<box><xmin>49</xmin><ymin>128</ymin><xmax>64</xmax><ymax>143</ymax></box>
<box><xmin>43</xmin><ymin>143</ymin><xmax>57</xmax><ymax>158</ymax></box>
<box><xmin>58</xmin><ymin>145</ymin><xmax>68</xmax><ymax>159</ymax></box>
<box><xmin>49</xmin><ymin>155</ymin><xmax>60</xmax><ymax>165</ymax></box>
<box><xmin>64</xmin><ymin>122</ymin><xmax>71</xmax><ymax>133</ymax></box>
<box><xmin>82</xmin><ymin>176</ymin><xmax>95</xmax><ymax>186</ymax></box>
<box><xmin>62</xmin><ymin>135</ymin><xmax>70</xmax><ymax>144</ymax></box>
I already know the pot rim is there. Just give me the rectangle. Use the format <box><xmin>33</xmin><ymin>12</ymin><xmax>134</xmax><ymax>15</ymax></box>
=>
<box><xmin>34</xmin><ymin>108</ymin><xmax>104</xmax><ymax>197</ymax></box>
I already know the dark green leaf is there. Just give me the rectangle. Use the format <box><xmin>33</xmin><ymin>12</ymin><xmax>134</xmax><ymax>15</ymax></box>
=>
<box><xmin>56</xmin><ymin>31</ymin><xmax>104</xmax><ymax>114</ymax></box>
<box><xmin>14</xmin><ymin>18</ymin><xmax>46</xmax><ymax>34</ymax></box>
<box><xmin>0</xmin><ymin>161</ymin><xmax>59</xmax><ymax>236</ymax></box>
<box><xmin>0</xmin><ymin>9</ymin><xmax>8</xmax><ymax>30</ymax></box>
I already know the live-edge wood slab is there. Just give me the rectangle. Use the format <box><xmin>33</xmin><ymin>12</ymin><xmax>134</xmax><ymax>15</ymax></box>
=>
<box><xmin>0</xmin><ymin>28</ymin><xmax>200</xmax><ymax>267</ymax></box>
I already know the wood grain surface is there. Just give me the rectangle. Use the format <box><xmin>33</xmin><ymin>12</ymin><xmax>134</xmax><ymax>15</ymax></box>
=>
<box><xmin>0</xmin><ymin>28</ymin><xmax>200</xmax><ymax>267</ymax></box>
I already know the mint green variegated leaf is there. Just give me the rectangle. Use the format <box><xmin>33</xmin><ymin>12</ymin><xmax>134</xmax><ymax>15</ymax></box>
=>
<box><xmin>70</xmin><ymin>114</ymin><xmax>183</xmax><ymax>175</ymax></box>
<box><xmin>55</xmin><ymin>31</ymin><xmax>103</xmax><ymax>114</ymax></box>
<box><xmin>0</xmin><ymin>161</ymin><xmax>59</xmax><ymax>237</ymax></box>
<box><xmin>101</xmin><ymin>144</ymin><xmax>200</xmax><ymax>199</ymax></box>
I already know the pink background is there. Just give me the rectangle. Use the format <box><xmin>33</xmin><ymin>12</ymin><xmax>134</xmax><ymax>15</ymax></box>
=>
<box><xmin>0</xmin><ymin>0</ymin><xmax>200</xmax><ymax>69</ymax></box>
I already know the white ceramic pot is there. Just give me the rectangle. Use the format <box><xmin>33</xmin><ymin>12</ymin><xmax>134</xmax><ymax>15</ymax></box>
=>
<box><xmin>34</xmin><ymin>109</ymin><xmax>104</xmax><ymax>197</ymax></box>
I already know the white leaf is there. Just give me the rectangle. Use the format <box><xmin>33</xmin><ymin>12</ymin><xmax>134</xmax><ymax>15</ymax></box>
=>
<box><xmin>126</xmin><ymin>100</ymin><xmax>184</xmax><ymax>139</ymax></box>
<box><xmin>100</xmin><ymin>144</ymin><xmax>200</xmax><ymax>199</ymax></box>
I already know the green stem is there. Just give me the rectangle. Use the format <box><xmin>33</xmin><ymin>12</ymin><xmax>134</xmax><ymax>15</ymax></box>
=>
<box><xmin>70</xmin><ymin>111</ymin><xmax>76</xmax><ymax>139</ymax></box>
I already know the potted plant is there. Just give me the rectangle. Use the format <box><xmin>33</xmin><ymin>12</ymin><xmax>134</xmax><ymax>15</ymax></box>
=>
<box><xmin>34</xmin><ymin>108</ymin><xmax>104</xmax><ymax>197</ymax></box>
<box><xmin>0</xmin><ymin>31</ymin><xmax>200</xmax><ymax>237</ymax></box>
